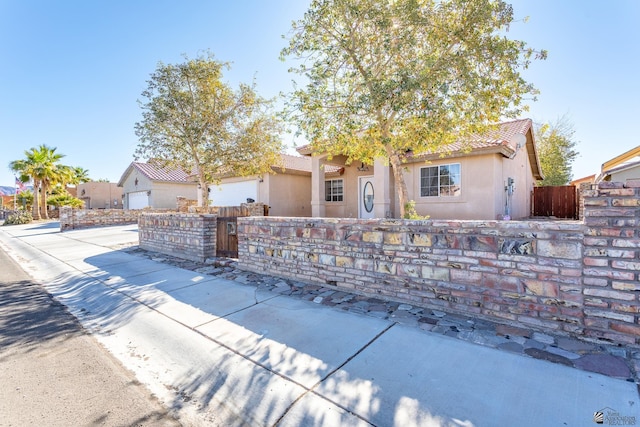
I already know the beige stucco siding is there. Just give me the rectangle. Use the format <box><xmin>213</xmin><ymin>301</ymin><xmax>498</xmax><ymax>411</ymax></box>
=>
<box><xmin>500</xmin><ymin>145</ymin><xmax>535</xmax><ymax>219</ymax></box>
<box><xmin>322</xmin><ymin>165</ymin><xmax>374</xmax><ymax>218</ymax></box>
<box><xmin>121</xmin><ymin>169</ymin><xmax>197</xmax><ymax>209</ymax></box>
<box><xmin>399</xmin><ymin>148</ymin><xmax>534</xmax><ymax>220</ymax></box>
<box><xmin>403</xmin><ymin>155</ymin><xmax>499</xmax><ymax>220</ymax></box>
<box><xmin>121</xmin><ymin>170</ymin><xmax>153</xmax><ymax>195</ymax></box>
<box><xmin>609</xmin><ymin>166</ymin><xmax>640</xmax><ymax>183</ymax></box>
<box><xmin>78</xmin><ymin>182</ymin><xmax>123</xmax><ymax>209</ymax></box>
<box><xmin>264</xmin><ymin>174</ymin><xmax>312</xmax><ymax>217</ymax></box>
<box><xmin>151</xmin><ymin>182</ymin><xmax>197</xmax><ymax>209</ymax></box>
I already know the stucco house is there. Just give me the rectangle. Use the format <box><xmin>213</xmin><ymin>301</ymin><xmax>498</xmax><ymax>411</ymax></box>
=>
<box><xmin>297</xmin><ymin>118</ymin><xmax>543</xmax><ymax>220</ymax></box>
<box><xmin>597</xmin><ymin>144</ymin><xmax>640</xmax><ymax>183</ymax></box>
<box><xmin>209</xmin><ymin>154</ymin><xmax>326</xmax><ymax>217</ymax></box>
<box><xmin>571</xmin><ymin>145</ymin><xmax>640</xmax><ymax>187</ymax></box>
<box><xmin>117</xmin><ymin>161</ymin><xmax>197</xmax><ymax>209</ymax></box>
<box><xmin>77</xmin><ymin>181</ymin><xmax>123</xmax><ymax>209</ymax></box>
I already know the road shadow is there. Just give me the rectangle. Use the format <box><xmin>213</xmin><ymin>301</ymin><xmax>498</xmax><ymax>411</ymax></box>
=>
<box><xmin>30</xmin><ymin>221</ymin><xmax>60</xmax><ymax>230</ymax></box>
<box><xmin>0</xmin><ymin>279</ymin><xmax>84</xmax><ymax>354</ymax></box>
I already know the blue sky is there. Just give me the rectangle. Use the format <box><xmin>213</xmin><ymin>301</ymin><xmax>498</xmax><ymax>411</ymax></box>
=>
<box><xmin>1</xmin><ymin>0</ymin><xmax>639</xmax><ymax>187</ymax></box>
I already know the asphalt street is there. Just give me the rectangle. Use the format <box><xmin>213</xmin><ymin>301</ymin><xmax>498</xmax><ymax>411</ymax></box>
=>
<box><xmin>0</xmin><ymin>239</ymin><xmax>181</xmax><ymax>427</ymax></box>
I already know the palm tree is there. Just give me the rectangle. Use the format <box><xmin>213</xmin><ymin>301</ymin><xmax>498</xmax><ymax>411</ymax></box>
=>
<box><xmin>33</xmin><ymin>145</ymin><xmax>65</xmax><ymax>220</ymax></box>
<box><xmin>48</xmin><ymin>165</ymin><xmax>90</xmax><ymax>203</ymax></box>
<box><xmin>72</xmin><ymin>167</ymin><xmax>91</xmax><ymax>184</ymax></box>
<box><xmin>9</xmin><ymin>150</ymin><xmax>42</xmax><ymax>219</ymax></box>
<box><xmin>9</xmin><ymin>145</ymin><xmax>66</xmax><ymax>220</ymax></box>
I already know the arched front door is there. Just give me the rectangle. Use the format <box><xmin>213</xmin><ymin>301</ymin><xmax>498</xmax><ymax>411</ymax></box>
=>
<box><xmin>358</xmin><ymin>176</ymin><xmax>375</xmax><ymax>219</ymax></box>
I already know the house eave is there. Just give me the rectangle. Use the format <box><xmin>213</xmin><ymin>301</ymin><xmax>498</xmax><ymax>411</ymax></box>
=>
<box><xmin>603</xmin><ymin>159</ymin><xmax>640</xmax><ymax>176</ymax></box>
<box><xmin>296</xmin><ymin>145</ymin><xmax>313</xmax><ymax>156</ymax></box>
<box><xmin>406</xmin><ymin>145</ymin><xmax>515</xmax><ymax>163</ymax></box>
<box><xmin>116</xmin><ymin>164</ymin><xmax>134</xmax><ymax>188</ymax></box>
<box><xmin>270</xmin><ymin>166</ymin><xmax>312</xmax><ymax>176</ymax></box>
<box><xmin>602</xmin><ymin>145</ymin><xmax>640</xmax><ymax>172</ymax></box>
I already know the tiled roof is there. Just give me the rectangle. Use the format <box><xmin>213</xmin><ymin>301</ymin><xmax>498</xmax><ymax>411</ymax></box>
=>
<box><xmin>414</xmin><ymin>119</ymin><xmax>532</xmax><ymax>156</ymax></box>
<box><xmin>118</xmin><ymin>161</ymin><xmax>195</xmax><ymax>187</ymax></box>
<box><xmin>296</xmin><ymin>144</ymin><xmax>313</xmax><ymax>155</ymax></box>
<box><xmin>296</xmin><ymin>119</ymin><xmax>532</xmax><ymax>156</ymax></box>
<box><xmin>277</xmin><ymin>154</ymin><xmax>312</xmax><ymax>172</ymax></box>
<box><xmin>132</xmin><ymin>161</ymin><xmax>194</xmax><ymax>182</ymax></box>
<box><xmin>274</xmin><ymin>154</ymin><xmax>343</xmax><ymax>174</ymax></box>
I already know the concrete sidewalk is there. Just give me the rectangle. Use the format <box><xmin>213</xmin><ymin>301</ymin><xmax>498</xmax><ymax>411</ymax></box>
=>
<box><xmin>0</xmin><ymin>222</ymin><xmax>638</xmax><ymax>426</ymax></box>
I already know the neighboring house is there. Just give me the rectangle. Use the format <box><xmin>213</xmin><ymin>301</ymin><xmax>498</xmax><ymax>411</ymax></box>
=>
<box><xmin>596</xmin><ymin>144</ymin><xmax>640</xmax><ymax>183</ymax></box>
<box><xmin>209</xmin><ymin>154</ymin><xmax>325</xmax><ymax>217</ymax></box>
<box><xmin>1</xmin><ymin>195</ymin><xmax>14</xmax><ymax>208</ymax></box>
<box><xmin>297</xmin><ymin>118</ymin><xmax>543</xmax><ymax>220</ymax></box>
<box><xmin>117</xmin><ymin>162</ymin><xmax>197</xmax><ymax>209</ymax></box>
<box><xmin>570</xmin><ymin>175</ymin><xmax>596</xmax><ymax>187</ymax></box>
<box><xmin>77</xmin><ymin>182</ymin><xmax>123</xmax><ymax>209</ymax></box>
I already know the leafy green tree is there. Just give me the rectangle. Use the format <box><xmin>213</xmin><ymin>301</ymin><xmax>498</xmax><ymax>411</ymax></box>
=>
<box><xmin>282</xmin><ymin>0</ymin><xmax>546</xmax><ymax>218</ymax></box>
<box><xmin>535</xmin><ymin>116</ymin><xmax>579</xmax><ymax>186</ymax></box>
<box><xmin>135</xmin><ymin>53</ymin><xmax>284</xmax><ymax>206</ymax></box>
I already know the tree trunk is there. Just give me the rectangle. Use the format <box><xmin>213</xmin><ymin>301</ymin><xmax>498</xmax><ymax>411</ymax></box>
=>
<box><xmin>32</xmin><ymin>181</ymin><xmax>41</xmax><ymax>220</ymax></box>
<box><xmin>41</xmin><ymin>182</ymin><xmax>49</xmax><ymax>219</ymax></box>
<box><xmin>197</xmin><ymin>168</ymin><xmax>208</xmax><ymax>208</ymax></box>
<box><xmin>199</xmin><ymin>182</ymin><xmax>208</xmax><ymax>208</ymax></box>
<box><xmin>387</xmin><ymin>148</ymin><xmax>409</xmax><ymax>219</ymax></box>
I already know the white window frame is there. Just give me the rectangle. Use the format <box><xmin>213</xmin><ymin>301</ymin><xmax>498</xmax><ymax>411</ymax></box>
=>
<box><xmin>420</xmin><ymin>163</ymin><xmax>461</xmax><ymax>197</ymax></box>
<box><xmin>325</xmin><ymin>179</ymin><xmax>344</xmax><ymax>202</ymax></box>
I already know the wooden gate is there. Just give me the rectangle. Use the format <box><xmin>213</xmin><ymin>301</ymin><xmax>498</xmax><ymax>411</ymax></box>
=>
<box><xmin>531</xmin><ymin>186</ymin><xmax>578</xmax><ymax>219</ymax></box>
<box><xmin>216</xmin><ymin>206</ymin><xmax>249</xmax><ymax>258</ymax></box>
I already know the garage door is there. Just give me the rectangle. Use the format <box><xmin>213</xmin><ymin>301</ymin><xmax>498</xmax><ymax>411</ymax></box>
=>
<box><xmin>128</xmin><ymin>191</ymin><xmax>149</xmax><ymax>209</ymax></box>
<box><xmin>209</xmin><ymin>180</ymin><xmax>257</xmax><ymax>206</ymax></box>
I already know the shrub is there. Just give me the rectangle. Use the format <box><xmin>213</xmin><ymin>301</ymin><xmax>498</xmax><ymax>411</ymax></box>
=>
<box><xmin>47</xmin><ymin>193</ymin><xmax>84</xmax><ymax>208</ymax></box>
<box><xmin>403</xmin><ymin>200</ymin><xmax>430</xmax><ymax>220</ymax></box>
<box><xmin>3</xmin><ymin>210</ymin><xmax>33</xmax><ymax>225</ymax></box>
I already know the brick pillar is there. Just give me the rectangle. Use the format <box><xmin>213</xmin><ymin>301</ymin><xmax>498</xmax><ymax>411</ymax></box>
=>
<box><xmin>59</xmin><ymin>206</ymin><xmax>74</xmax><ymax>232</ymax></box>
<box><xmin>582</xmin><ymin>181</ymin><xmax>640</xmax><ymax>345</ymax></box>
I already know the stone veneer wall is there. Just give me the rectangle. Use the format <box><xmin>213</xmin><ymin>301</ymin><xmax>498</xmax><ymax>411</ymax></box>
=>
<box><xmin>59</xmin><ymin>207</ymin><xmax>171</xmax><ymax>231</ymax></box>
<box><xmin>138</xmin><ymin>213</ymin><xmax>217</xmax><ymax>262</ymax></box>
<box><xmin>176</xmin><ymin>196</ymin><xmax>198</xmax><ymax>212</ymax></box>
<box><xmin>582</xmin><ymin>181</ymin><xmax>640</xmax><ymax>345</ymax></box>
<box><xmin>237</xmin><ymin>181</ymin><xmax>640</xmax><ymax>347</ymax></box>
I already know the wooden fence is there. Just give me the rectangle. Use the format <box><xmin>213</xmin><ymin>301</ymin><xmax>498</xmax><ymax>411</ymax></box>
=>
<box><xmin>531</xmin><ymin>186</ymin><xmax>578</xmax><ymax>219</ymax></box>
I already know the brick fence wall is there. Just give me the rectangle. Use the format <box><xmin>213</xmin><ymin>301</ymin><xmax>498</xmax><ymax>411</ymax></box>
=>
<box><xmin>59</xmin><ymin>207</ymin><xmax>173</xmax><ymax>231</ymax></box>
<box><xmin>139</xmin><ymin>213</ymin><xmax>217</xmax><ymax>262</ymax></box>
<box><xmin>136</xmin><ymin>203</ymin><xmax>264</xmax><ymax>262</ymax></box>
<box><xmin>237</xmin><ymin>181</ymin><xmax>640</xmax><ymax>347</ymax></box>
